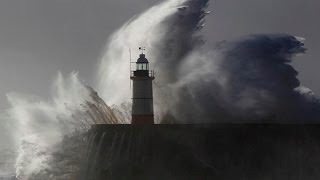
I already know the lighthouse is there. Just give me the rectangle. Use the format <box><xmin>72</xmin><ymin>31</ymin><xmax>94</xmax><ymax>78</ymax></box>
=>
<box><xmin>130</xmin><ymin>47</ymin><xmax>155</xmax><ymax>124</ymax></box>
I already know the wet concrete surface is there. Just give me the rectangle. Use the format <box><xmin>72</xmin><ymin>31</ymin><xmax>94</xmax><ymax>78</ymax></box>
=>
<box><xmin>79</xmin><ymin>124</ymin><xmax>320</xmax><ymax>180</ymax></box>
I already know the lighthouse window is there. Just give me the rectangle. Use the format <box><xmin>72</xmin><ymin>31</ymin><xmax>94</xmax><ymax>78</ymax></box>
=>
<box><xmin>137</xmin><ymin>63</ymin><xmax>148</xmax><ymax>70</ymax></box>
<box><xmin>137</xmin><ymin>64</ymin><xmax>141</xmax><ymax>70</ymax></box>
<box><xmin>143</xmin><ymin>64</ymin><xmax>148</xmax><ymax>70</ymax></box>
<box><xmin>143</xmin><ymin>63</ymin><xmax>148</xmax><ymax>70</ymax></box>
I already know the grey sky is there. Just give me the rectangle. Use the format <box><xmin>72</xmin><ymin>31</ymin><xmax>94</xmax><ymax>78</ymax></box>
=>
<box><xmin>0</xmin><ymin>0</ymin><xmax>319</xmax><ymax>110</ymax></box>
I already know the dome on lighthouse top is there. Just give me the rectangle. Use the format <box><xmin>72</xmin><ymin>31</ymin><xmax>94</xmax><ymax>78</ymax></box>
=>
<box><xmin>137</xmin><ymin>54</ymin><xmax>149</xmax><ymax>63</ymax></box>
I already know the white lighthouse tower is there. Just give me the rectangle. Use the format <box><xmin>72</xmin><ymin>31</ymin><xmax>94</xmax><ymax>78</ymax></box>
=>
<box><xmin>130</xmin><ymin>47</ymin><xmax>155</xmax><ymax>124</ymax></box>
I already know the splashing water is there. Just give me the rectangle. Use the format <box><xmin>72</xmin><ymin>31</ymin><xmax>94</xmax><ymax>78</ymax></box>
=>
<box><xmin>3</xmin><ymin>0</ymin><xmax>320</xmax><ymax>178</ymax></box>
<box><xmin>97</xmin><ymin>0</ymin><xmax>320</xmax><ymax>123</ymax></box>
<box><xmin>6</xmin><ymin>72</ymin><xmax>122</xmax><ymax>179</ymax></box>
<box><xmin>96</xmin><ymin>0</ymin><xmax>186</xmax><ymax>105</ymax></box>
<box><xmin>97</xmin><ymin>0</ymin><xmax>210</xmax><ymax>122</ymax></box>
<box><xmin>170</xmin><ymin>34</ymin><xmax>320</xmax><ymax>123</ymax></box>
<box><xmin>6</xmin><ymin>0</ymin><xmax>210</xmax><ymax>177</ymax></box>
<box><xmin>96</xmin><ymin>0</ymin><xmax>320</xmax><ymax>123</ymax></box>
<box><xmin>5</xmin><ymin>0</ymin><xmax>206</xmax><ymax>178</ymax></box>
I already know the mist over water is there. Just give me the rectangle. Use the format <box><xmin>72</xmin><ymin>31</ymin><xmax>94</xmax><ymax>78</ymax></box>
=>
<box><xmin>1</xmin><ymin>0</ymin><xmax>320</xmax><ymax>178</ymax></box>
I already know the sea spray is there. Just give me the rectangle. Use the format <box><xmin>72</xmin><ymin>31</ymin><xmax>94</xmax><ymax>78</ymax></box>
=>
<box><xmin>3</xmin><ymin>0</ymin><xmax>320</xmax><ymax>179</ymax></box>
<box><xmin>7</xmin><ymin>72</ymin><xmax>121</xmax><ymax>179</ymax></box>
<box><xmin>97</xmin><ymin>0</ymin><xmax>320</xmax><ymax>123</ymax></box>
<box><xmin>170</xmin><ymin>34</ymin><xmax>320</xmax><ymax>122</ymax></box>
<box><xmin>96</xmin><ymin>0</ymin><xmax>209</xmax><ymax>123</ymax></box>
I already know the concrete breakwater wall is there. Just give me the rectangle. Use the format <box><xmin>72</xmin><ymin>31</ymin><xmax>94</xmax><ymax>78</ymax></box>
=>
<box><xmin>78</xmin><ymin>125</ymin><xmax>320</xmax><ymax>180</ymax></box>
